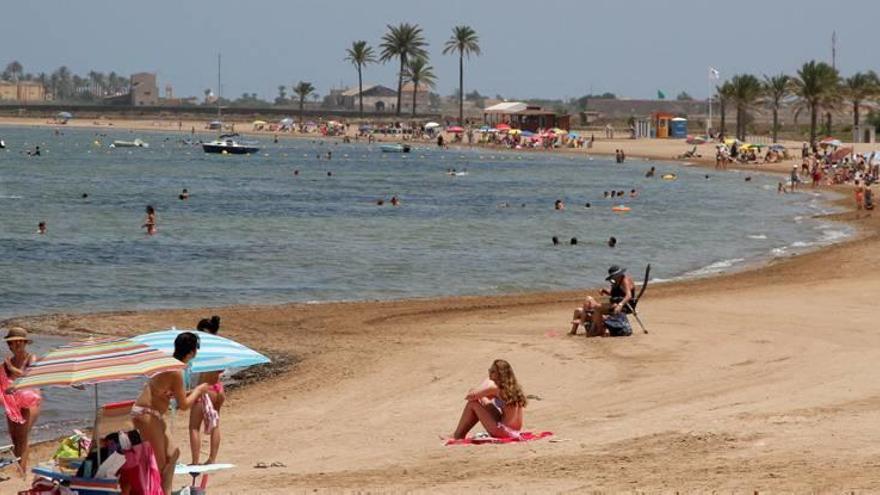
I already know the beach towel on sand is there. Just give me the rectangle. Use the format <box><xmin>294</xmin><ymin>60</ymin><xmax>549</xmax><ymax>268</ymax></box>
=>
<box><xmin>445</xmin><ymin>431</ymin><xmax>553</xmax><ymax>446</ymax></box>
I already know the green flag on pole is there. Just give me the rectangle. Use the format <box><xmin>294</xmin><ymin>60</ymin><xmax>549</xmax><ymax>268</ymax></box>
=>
<box><xmin>657</xmin><ymin>90</ymin><xmax>666</xmax><ymax>100</ymax></box>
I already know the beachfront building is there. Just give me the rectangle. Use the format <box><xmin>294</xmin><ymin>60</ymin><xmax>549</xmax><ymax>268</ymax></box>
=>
<box><xmin>130</xmin><ymin>72</ymin><xmax>158</xmax><ymax>106</ymax></box>
<box><xmin>326</xmin><ymin>84</ymin><xmax>399</xmax><ymax>112</ymax></box>
<box><xmin>0</xmin><ymin>81</ymin><xmax>45</xmax><ymax>102</ymax></box>
<box><xmin>483</xmin><ymin>101</ymin><xmax>570</xmax><ymax>132</ymax></box>
<box><xmin>399</xmin><ymin>82</ymin><xmax>431</xmax><ymax>113</ymax></box>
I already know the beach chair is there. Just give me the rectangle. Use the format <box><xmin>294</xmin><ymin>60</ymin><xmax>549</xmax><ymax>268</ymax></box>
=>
<box><xmin>573</xmin><ymin>265</ymin><xmax>651</xmax><ymax>336</ymax></box>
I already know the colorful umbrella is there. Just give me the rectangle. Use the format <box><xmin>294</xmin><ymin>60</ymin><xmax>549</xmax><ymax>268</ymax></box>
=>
<box><xmin>495</xmin><ymin>123</ymin><xmax>511</xmax><ymax>131</ymax></box>
<box><xmin>521</xmin><ymin>130</ymin><xmax>535</xmax><ymax>137</ymax></box>
<box><xmin>13</xmin><ymin>338</ymin><xmax>184</xmax><ymax>390</ymax></box>
<box><xmin>132</xmin><ymin>329</ymin><xmax>270</xmax><ymax>373</ymax></box>
<box><xmin>550</xmin><ymin>128</ymin><xmax>567</xmax><ymax>134</ymax></box>
<box><xmin>424</xmin><ymin>122</ymin><xmax>440</xmax><ymax>129</ymax></box>
<box><xmin>508</xmin><ymin>129</ymin><xmax>522</xmax><ymax>135</ymax></box>
<box><xmin>280</xmin><ymin>118</ymin><xmax>294</xmax><ymax>126</ymax></box>
<box><xmin>446</xmin><ymin>126</ymin><xmax>464</xmax><ymax>133</ymax></box>
<box><xmin>252</xmin><ymin>120</ymin><xmax>267</xmax><ymax>126</ymax></box>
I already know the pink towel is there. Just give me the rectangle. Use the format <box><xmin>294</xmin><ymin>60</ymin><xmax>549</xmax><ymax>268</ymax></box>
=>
<box><xmin>201</xmin><ymin>393</ymin><xmax>220</xmax><ymax>434</ymax></box>
<box><xmin>119</xmin><ymin>440</ymin><xmax>163</xmax><ymax>495</ymax></box>
<box><xmin>445</xmin><ymin>431</ymin><xmax>553</xmax><ymax>446</ymax></box>
<box><xmin>0</xmin><ymin>366</ymin><xmax>23</xmax><ymax>424</ymax></box>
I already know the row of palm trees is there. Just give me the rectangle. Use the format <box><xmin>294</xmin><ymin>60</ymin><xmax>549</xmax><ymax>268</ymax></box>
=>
<box><xmin>716</xmin><ymin>60</ymin><xmax>878</xmax><ymax>144</ymax></box>
<box><xmin>2</xmin><ymin>61</ymin><xmax>130</xmax><ymax>101</ymax></box>
<box><xmin>342</xmin><ymin>23</ymin><xmax>480</xmax><ymax>122</ymax></box>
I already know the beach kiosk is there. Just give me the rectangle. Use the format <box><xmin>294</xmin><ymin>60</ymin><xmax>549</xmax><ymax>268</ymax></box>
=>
<box><xmin>652</xmin><ymin>112</ymin><xmax>674</xmax><ymax>138</ymax></box>
<box><xmin>670</xmin><ymin>117</ymin><xmax>688</xmax><ymax>138</ymax></box>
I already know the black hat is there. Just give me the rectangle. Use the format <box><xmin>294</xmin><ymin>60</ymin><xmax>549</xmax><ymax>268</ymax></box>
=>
<box><xmin>605</xmin><ymin>265</ymin><xmax>626</xmax><ymax>281</ymax></box>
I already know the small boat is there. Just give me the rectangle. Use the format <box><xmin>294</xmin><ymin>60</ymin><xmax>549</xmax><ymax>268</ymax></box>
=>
<box><xmin>380</xmin><ymin>143</ymin><xmax>411</xmax><ymax>153</ymax></box>
<box><xmin>110</xmin><ymin>138</ymin><xmax>149</xmax><ymax>148</ymax></box>
<box><xmin>202</xmin><ymin>134</ymin><xmax>260</xmax><ymax>155</ymax></box>
<box><xmin>0</xmin><ymin>139</ymin><xmax>5</xmax><ymax>149</ymax></box>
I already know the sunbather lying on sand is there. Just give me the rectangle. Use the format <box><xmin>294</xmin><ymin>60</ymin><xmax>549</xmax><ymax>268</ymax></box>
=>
<box><xmin>132</xmin><ymin>332</ymin><xmax>209</xmax><ymax>495</ymax></box>
<box><xmin>451</xmin><ymin>359</ymin><xmax>527</xmax><ymax>440</ymax></box>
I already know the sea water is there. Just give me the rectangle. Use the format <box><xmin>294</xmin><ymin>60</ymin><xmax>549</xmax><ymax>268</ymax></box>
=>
<box><xmin>0</xmin><ymin>125</ymin><xmax>849</xmax><ymax>442</ymax></box>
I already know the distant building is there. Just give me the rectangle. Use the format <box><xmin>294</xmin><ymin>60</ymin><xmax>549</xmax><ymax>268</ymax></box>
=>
<box><xmin>130</xmin><ymin>72</ymin><xmax>158</xmax><ymax>106</ymax></box>
<box><xmin>399</xmin><ymin>82</ymin><xmax>430</xmax><ymax>112</ymax></box>
<box><xmin>164</xmin><ymin>84</ymin><xmax>173</xmax><ymax>99</ymax></box>
<box><xmin>333</xmin><ymin>84</ymin><xmax>398</xmax><ymax>112</ymax></box>
<box><xmin>0</xmin><ymin>81</ymin><xmax>45</xmax><ymax>102</ymax></box>
<box><xmin>483</xmin><ymin>101</ymin><xmax>570</xmax><ymax>131</ymax></box>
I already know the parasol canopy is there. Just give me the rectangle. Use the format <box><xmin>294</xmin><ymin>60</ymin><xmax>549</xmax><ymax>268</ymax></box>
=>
<box><xmin>132</xmin><ymin>329</ymin><xmax>270</xmax><ymax>373</ymax></box>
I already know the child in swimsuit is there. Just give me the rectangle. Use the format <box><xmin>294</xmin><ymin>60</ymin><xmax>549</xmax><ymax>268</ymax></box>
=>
<box><xmin>142</xmin><ymin>205</ymin><xmax>157</xmax><ymax>235</ymax></box>
<box><xmin>451</xmin><ymin>359</ymin><xmax>527</xmax><ymax>440</ymax></box>
<box><xmin>189</xmin><ymin>318</ymin><xmax>226</xmax><ymax>465</ymax></box>
<box><xmin>1</xmin><ymin>327</ymin><xmax>42</xmax><ymax>476</ymax></box>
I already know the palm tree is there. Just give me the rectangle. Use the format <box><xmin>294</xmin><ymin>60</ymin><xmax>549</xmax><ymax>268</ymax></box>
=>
<box><xmin>345</xmin><ymin>40</ymin><xmax>377</xmax><ymax>117</ymax></box>
<box><xmin>762</xmin><ymin>74</ymin><xmax>791</xmax><ymax>143</ymax></box>
<box><xmin>716</xmin><ymin>81</ymin><xmax>735</xmax><ymax>140</ymax></box>
<box><xmin>4</xmin><ymin>61</ymin><xmax>23</xmax><ymax>81</ymax></box>
<box><xmin>402</xmin><ymin>57</ymin><xmax>436</xmax><ymax>117</ymax></box>
<box><xmin>729</xmin><ymin>74</ymin><xmax>762</xmax><ymax>140</ymax></box>
<box><xmin>793</xmin><ymin>60</ymin><xmax>840</xmax><ymax>144</ymax></box>
<box><xmin>442</xmin><ymin>25</ymin><xmax>481</xmax><ymax>125</ymax></box>
<box><xmin>842</xmin><ymin>71</ymin><xmax>879</xmax><ymax>131</ymax></box>
<box><xmin>292</xmin><ymin>81</ymin><xmax>315</xmax><ymax>123</ymax></box>
<box><xmin>87</xmin><ymin>71</ymin><xmax>100</xmax><ymax>97</ymax></box>
<box><xmin>380</xmin><ymin>23</ymin><xmax>428</xmax><ymax>116</ymax></box>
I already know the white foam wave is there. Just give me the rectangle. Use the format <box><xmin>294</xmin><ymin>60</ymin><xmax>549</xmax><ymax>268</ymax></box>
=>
<box><xmin>747</xmin><ymin>234</ymin><xmax>768</xmax><ymax>240</ymax></box>
<box><xmin>0</xmin><ymin>195</ymin><xmax>23</xmax><ymax>199</ymax></box>
<box><xmin>685</xmin><ymin>258</ymin><xmax>746</xmax><ymax>277</ymax></box>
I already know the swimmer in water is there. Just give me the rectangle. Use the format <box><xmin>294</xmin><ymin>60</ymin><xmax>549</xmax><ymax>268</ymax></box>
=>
<box><xmin>179</xmin><ymin>188</ymin><xmax>189</xmax><ymax>200</ymax></box>
<box><xmin>630</xmin><ymin>189</ymin><xmax>638</xmax><ymax>198</ymax></box>
<box><xmin>646</xmin><ymin>166</ymin><xmax>656</xmax><ymax>178</ymax></box>
<box><xmin>552</xmin><ymin>236</ymin><xmax>560</xmax><ymax>246</ymax></box>
<box><xmin>82</xmin><ymin>193</ymin><xmax>89</xmax><ymax>199</ymax></box>
<box><xmin>142</xmin><ymin>205</ymin><xmax>157</xmax><ymax>236</ymax></box>
<box><xmin>377</xmin><ymin>199</ymin><xmax>385</xmax><ymax>206</ymax></box>
<box><xmin>37</xmin><ymin>221</ymin><xmax>47</xmax><ymax>235</ymax></box>
<box><xmin>608</xmin><ymin>236</ymin><xmax>617</xmax><ymax>248</ymax></box>
<box><xmin>745</xmin><ymin>176</ymin><xmax>752</xmax><ymax>182</ymax></box>
<box><xmin>603</xmin><ymin>191</ymin><xmax>609</xmax><ymax>198</ymax></box>
<box><xmin>554</xmin><ymin>199</ymin><xmax>565</xmax><ymax>210</ymax></box>
<box><xmin>584</xmin><ymin>202</ymin><xmax>591</xmax><ymax>208</ymax></box>
<box><xmin>570</xmin><ymin>237</ymin><xmax>578</xmax><ymax>245</ymax></box>
<box><xmin>327</xmin><ymin>171</ymin><xmax>333</xmax><ymax>177</ymax></box>
<box><xmin>294</xmin><ymin>170</ymin><xmax>299</xmax><ymax>176</ymax></box>
<box><xmin>390</xmin><ymin>196</ymin><xmax>400</xmax><ymax>206</ymax></box>
<box><xmin>327</xmin><ymin>151</ymin><xmax>332</xmax><ymax>160</ymax></box>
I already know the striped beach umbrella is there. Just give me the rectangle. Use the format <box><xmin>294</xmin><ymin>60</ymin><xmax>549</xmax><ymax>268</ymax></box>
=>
<box><xmin>13</xmin><ymin>337</ymin><xmax>184</xmax><ymax>390</ymax></box>
<box><xmin>132</xmin><ymin>329</ymin><xmax>270</xmax><ymax>373</ymax></box>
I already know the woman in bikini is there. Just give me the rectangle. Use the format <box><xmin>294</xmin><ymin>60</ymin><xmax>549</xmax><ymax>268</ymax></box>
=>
<box><xmin>142</xmin><ymin>205</ymin><xmax>157</xmax><ymax>235</ymax></box>
<box><xmin>1</xmin><ymin>327</ymin><xmax>42</xmax><ymax>476</ymax></box>
<box><xmin>189</xmin><ymin>319</ymin><xmax>226</xmax><ymax>465</ymax></box>
<box><xmin>452</xmin><ymin>359</ymin><xmax>527</xmax><ymax>439</ymax></box>
<box><xmin>132</xmin><ymin>332</ymin><xmax>209</xmax><ymax>495</ymax></box>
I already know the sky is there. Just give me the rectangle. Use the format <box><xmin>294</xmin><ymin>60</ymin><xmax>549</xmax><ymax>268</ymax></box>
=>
<box><xmin>3</xmin><ymin>0</ymin><xmax>878</xmax><ymax>102</ymax></box>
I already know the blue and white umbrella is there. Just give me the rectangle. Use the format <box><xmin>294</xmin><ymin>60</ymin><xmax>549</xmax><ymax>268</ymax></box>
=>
<box><xmin>132</xmin><ymin>329</ymin><xmax>270</xmax><ymax>373</ymax></box>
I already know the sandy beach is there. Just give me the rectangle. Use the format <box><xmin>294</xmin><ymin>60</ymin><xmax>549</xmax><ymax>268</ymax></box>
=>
<box><xmin>1</xmin><ymin>116</ymin><xmax>878</xmax><ymax>493</ymax></box>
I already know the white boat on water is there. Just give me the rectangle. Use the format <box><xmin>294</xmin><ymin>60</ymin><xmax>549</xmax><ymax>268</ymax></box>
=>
<box><xmin>110</xmin><ymin>138</ymin><xmax>149</xmax><ymax>148</ymax></box>
<box><xmin>380</xmin><ymin>143</ymin><xmax>411</xmax><ymax>153</ymax></box>
<box><xmin>202</xmin><ymin>134</ymin><xmax>260</xmax><ymax>154</ymax></box>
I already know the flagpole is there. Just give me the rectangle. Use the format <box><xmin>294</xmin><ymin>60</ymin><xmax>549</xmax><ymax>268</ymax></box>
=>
<box><xmin>707</xmin><ymin>69</ymin><xmax>712</xmax><ymax>138</ymax></box>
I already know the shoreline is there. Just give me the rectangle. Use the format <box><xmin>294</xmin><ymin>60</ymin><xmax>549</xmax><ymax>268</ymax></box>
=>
<box><xmin>2</xmin><ymin>116</ymin><xmax>878</xmax><ymax>491</ymax></box>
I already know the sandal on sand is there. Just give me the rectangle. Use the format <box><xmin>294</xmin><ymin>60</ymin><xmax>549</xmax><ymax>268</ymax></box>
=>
<box><xmin>270</xmin><ymin>462</ymin><xmax>286</xmax><ymax>468</ymax></box>
<box><xmin>254</xmin><ymin>462</ymin><xmax>268</xmax><ymax>469</ymax></box>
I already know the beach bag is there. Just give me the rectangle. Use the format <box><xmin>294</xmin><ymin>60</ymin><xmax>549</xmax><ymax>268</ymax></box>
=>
<box><xmin>604</xmin><ymin>313</ymin><xmax>632</xmax><ymax>337</ymax></box>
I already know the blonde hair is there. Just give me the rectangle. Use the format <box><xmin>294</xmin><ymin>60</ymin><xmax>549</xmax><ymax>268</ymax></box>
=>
<box><xmin>491</xmin><ymin>359</ymin><xmax>527</xmax><ymax>408</ymax></box>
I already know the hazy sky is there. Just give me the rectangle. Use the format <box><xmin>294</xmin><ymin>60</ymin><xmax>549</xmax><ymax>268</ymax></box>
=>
<box><xmin>3</xmin><ymin>0</ymin><xmax>877</xmax><ymax>101</ymax></box>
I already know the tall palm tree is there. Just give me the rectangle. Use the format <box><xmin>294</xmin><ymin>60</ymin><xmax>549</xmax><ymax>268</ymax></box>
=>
<box><xmin>4</xmin><ymin>61</ymin><xmax>23</xmax><ymax>81</ymax></box>
<box><xmin>87</xmin><ymin>71</ymin><xmax>100</xmax><ymax>97</ymax></box>
<box><xmin>762</xmin><ymin>74</ymin><xmax>791</xmax><ymax>143</ymax></box>
<box><xmin>716</xmin><ymin>81</ymin><xmax>735</xmax><ymax>140</ymax></box>
<box><xmin>345</xmin><ymin>40</ymin><xmax>377</xmax><ymax>118</ymax></box>
<box><xmin>402</xmin><ymin>57</ymin><xmax>436</xmax><ymax>117</ymax></box>
<box><xmin>843</xmin><ymin>71</ymin><xmax>879</xmax><ymax>130</ymax></box>
<box><xmin>729</xmin><ymin>74</ymin><xmax>762</xmax><ymax>141</ymax></box>
<box><xmin>380</xmin><ymin>23</ymin><xmax>428</xmax><ymax>116</ymax></box>
<box><xmin>292</xmin><ymin>81</ymin><xmax>315</xmax><ymax>123</ymax></box>
<box><xmin>793</xmin><ymin>60</ymin><xmax>840</xmax><ymax>144</ymax></box>
<box><xmin>442</xmin><ymin>25</ymin><xmax>481</xmax><ymax>125</ymax></box>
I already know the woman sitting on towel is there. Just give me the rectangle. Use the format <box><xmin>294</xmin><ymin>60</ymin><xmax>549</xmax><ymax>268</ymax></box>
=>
<box><xmin>452</xmin><ymin>359</ymin><xmax>527</xmax><ymax>439</ymax></box>
<box><xmin>189</xmin><ymin>317</ymin><xmax>226</xmax><ymax>465</ymax></box>
<box><xmin>132</xmin><ymin>332</ymin><xmax>209</xmax><ymax>495</ymax></box>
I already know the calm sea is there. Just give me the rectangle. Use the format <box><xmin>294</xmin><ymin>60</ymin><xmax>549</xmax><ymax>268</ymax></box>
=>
<box><xmin>0</xmin><ymin>124</ymin><xmax>848</xmax><ymax>443</ymax></box>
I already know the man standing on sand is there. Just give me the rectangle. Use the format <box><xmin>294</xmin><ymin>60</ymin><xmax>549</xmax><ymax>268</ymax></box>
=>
<box><xmin>570</xmin><ymin>265</ymin><xmax>635</xmax><ymax>337</ymax></box>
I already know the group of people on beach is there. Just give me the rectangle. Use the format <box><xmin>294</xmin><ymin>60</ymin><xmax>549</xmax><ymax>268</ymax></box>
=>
<box><xmin>0</xmin><ymin>317</ymin><xmax>227</xmax><ymax>494</ymax></box>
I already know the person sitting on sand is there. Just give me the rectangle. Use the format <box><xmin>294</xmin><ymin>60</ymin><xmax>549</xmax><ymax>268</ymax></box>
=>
<box><xmin>1</xmin><ymin>327</ymin><xmax>42</xmax><ymax>476</ymax></box>
<box><xmin>570</xmin><ymin>265</ymin><xmax>635</xmax><ymax>337</ymax></box>
<box><xmin>451</xmin><ymin>359</ymin><xmax>527</xmax><ymax>440</ymax></box>
<box><xmin>190</xmin><ymin>318</ymin><xmax>226</xmax><ymax>465</ymax></box>
<box><xmin>132</xmin><ymin>332</ymin><xmax>210</xmax><ymax>494</ymax></box>
<box><xmin>142</xmin><ymin>205</ymin><xmax>157</xmax><ymax>235</ymax></box>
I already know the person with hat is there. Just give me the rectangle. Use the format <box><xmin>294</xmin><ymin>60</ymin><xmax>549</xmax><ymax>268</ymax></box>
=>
<box><xmin>1</xmin><ymin>327</ymin><xmax>42</xmax><ymax>475</ymax></box>
<box><xmin>569</xmin><ymin>265</ymin><xmax>635</xmax><ymax>337</ymax></box>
